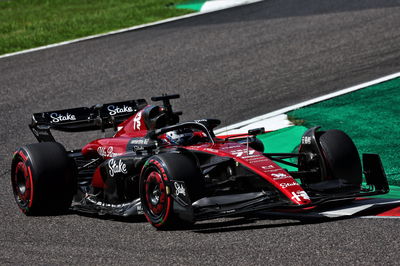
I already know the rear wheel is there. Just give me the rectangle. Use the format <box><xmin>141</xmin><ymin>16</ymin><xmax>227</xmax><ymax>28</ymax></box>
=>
<box><xmin>140</xmin><ymin>153</ymin><xmax>204</xmax><ymax>229</ymax></box>
<box><xmin>11</xmin><ymin>142</ymin><xmax>75</xmax><ymax>215</ymax></box>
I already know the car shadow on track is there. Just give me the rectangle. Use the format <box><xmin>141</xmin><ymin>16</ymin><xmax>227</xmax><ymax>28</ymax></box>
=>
<box><xmin>67</xmin><ymin>207</ymin><xmax>353</xmax><ymax>232</ymax></box>
<box><xmin>190</xmin><ymin>214</ymin><xmax>351</xmax><ymax>234</ymax></box>
<box><xmin>66</xmin><ymin>208</ymin><xmax>346</xmax><ymax>232</ymax></box>
<box><xmin>68</xmin><ymin>209</ymin><xmax>148</xmax><ymax>223</ymax></box>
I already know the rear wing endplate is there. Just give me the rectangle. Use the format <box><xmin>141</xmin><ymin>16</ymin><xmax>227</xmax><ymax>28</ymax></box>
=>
<box><xmin>30</xmin><ymin>99</ymin><xmax>147</xmax><ymax>142</ymax></box>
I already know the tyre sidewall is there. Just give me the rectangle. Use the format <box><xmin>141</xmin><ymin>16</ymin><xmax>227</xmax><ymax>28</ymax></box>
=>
<box><xmin>318</xmin><ymin>130</ymin><xmax>362</xmax><ymax>186</ymax></box>
<box><xmin>140</xmin><ymin>158</ymin><xmax>173</xmax><ymax>228</ymax></box>
<box><xmin>11</xmin><ymin>142</ymin><xmax>75</xmax><ymax>215</ymax></box>
<box><xmin>140</xmin><ymin>152</ymin><xmax>204</xmax><ymax>229</ymax></box>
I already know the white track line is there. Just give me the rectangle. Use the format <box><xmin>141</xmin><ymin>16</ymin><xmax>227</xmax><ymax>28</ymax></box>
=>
<box><xmin>215</xmin><ymin>72</ymin><xmax>400</xmax><ymax>134</ymax></box>
<box><xmin>0</xmin><ymin>0</ymin><xmax>263</xmax><ymax>60</ymax></box>
<box><xmin>261</xmin><ymin>198</ymin><xmax>400</xmax><ymax>219</ymax></box>
<box><xmin>200</xmin><ymin>0</ymin><xmax>261</xmax><ymax>12</ymax></box>
<box><xmin>360</xmin><ymin>216</ymin><xmax>400</xmax><ymax>219</ymax></box>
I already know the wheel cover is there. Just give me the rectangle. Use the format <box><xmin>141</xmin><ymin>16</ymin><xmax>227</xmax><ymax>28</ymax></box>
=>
<box><xmin>13</xmin><ymin>161</ymin><xmax>32</xmax><ymax>208</ymax></box>
<box><xmin>145</xmin><ymin>171</ymin><xmax>167</xmax><ymax>217</ymax></box>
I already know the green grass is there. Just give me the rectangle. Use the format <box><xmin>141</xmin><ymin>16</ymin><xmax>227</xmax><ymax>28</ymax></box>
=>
<box><xmin>0</xmin><ymin>0</ymin><xmax>192</xmax><ymax>55</ymax></box>
<box><xmin>288</xmin><ymin>78</ymin><xmax>400</xmax><ymax>186</ymax></box>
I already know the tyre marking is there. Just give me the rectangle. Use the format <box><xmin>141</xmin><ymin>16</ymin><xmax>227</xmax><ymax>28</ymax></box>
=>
<box><xmin>27</xmin><ymin>166</ymin><xmax>34</xmax><ymax>208</ymax></box>
<box><xmin>19</xmin><ymin>151</ymin><xmax>27</xmax><ymax>162</ymax></box>
<box><xmin>146</xmin><ymin>159</ymin><xmax>171</xmax><ymax>227</ymax></box>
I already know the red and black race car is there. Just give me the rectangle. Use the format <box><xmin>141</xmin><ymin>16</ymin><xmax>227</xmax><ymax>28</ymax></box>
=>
<box><xmin>11</xmin><ymin>94</ymin><xmax>389</xmax><ymax>229</ymax></box>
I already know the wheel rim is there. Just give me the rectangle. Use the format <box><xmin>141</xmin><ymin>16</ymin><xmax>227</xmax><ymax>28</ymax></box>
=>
<box><xmin>13</xmin><ymin>161</ymin><xmax>32</xmax><ymax>207</ymax></box>
<box><xmin>145</xmin><ymin>170</ymin><xmax>167</xmax><ymax>217</ymax></box>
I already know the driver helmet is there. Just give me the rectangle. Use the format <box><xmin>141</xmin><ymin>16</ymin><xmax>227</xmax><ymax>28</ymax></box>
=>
<box><xmin>165</xmin><ymin>128</ymin><xmax>195</xmax><ymax>146</ymax></box>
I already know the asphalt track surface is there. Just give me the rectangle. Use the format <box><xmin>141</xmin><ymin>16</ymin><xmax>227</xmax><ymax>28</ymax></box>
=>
<box><xmin>1</xmin><ymin>0</ymin><xmax>400</xmax><ymax>264</ymax></box>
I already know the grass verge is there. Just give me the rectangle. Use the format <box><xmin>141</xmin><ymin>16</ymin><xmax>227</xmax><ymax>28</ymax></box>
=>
<box><xmin>0</xmin><ymin>0</ymin><xmax>192</xmax><ymax>55</ymax></box>
<box><xmin>288</xmin><ymin>77</ymin><xmax>400</xmax><ymax>186</ymax></box>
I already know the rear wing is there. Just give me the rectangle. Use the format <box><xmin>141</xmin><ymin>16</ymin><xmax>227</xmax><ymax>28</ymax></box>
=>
<box><xmin>30</xmin><ymin>99</ymin><xmax>147</xmax><ymax>142</ymax></box>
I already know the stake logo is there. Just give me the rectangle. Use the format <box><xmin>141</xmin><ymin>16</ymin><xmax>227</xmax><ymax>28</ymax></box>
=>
<box><xmin>108</xmin><ymin>159</ymin><xmax>127</xmax><ymax>177</ymax></box>
<box><xmin>280</xmin><ymin>182</ymin><xmax>298</xmax><ymax>189</ymax></box>
<box><xmin>50</xmin><ymin>112</ymin><xmax>76</xmax><ymax>123</ymax></box>
<box><xmin>107</xmin><ymin>105</ymin><xmax>133</xmax><ymax>116</ymax></box>
<box><xmin>174</xmin><ymin>182</ymin><xmax>186</xmax><ymax>196</ymax></box>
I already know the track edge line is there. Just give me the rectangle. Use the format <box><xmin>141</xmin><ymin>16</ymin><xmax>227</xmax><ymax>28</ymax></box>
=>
<box><xmin>215</xmin><ymin>72</ymin><xmax>400</xmax><ymax>134</ymax></box>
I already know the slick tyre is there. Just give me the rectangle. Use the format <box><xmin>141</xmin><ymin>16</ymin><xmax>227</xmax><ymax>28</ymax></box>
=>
<box><xmin>140</xmin><ymin>153</ymin><xmax>203</xmax><ymax>229</ymax></box>
<box><xmin>318</xmin><ymin>130</ymin><xmax>362</xmax><ymax>189</ymax></box>
<box><xmin>11</xmin><ymin>142</ymin><xmax>75</xmax><ymax>215</ymax></box>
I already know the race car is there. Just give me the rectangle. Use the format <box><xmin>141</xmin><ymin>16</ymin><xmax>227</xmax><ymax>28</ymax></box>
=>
<box><xmin>11</xmin><ymin>94</ymin><xmax>389</xmax><ymax>229</ymax></box>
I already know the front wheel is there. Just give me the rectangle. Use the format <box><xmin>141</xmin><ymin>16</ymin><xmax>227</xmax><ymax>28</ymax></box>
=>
<box><xmin>318</xmin><ymin>129</ymin><xmax>362</xmax><ymax>187</ymax></box>
<box><xmin>139</xmin><ymin>153</ymin><xmax>204</xmax><ymax>229</ymax></box>
<box><xmin>299</xmin><ymin>129</ymin><xmax>362</xmax><ymax>193</ymax></box>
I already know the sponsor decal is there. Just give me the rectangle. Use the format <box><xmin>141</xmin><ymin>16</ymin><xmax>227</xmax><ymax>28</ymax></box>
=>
<box><xmin>133</xmin><ymin>146</ymin><xmax>145</xmax><ymax>152</ymax></box>
<box><xmin>133</xmin><ymin>112</ymin><xmax>142</xmax><ymax>130</ymax></box>
<box><xmin>220</xmin><ymin>145</ymin><xmax>242</xmax><ymax>150</ymax></box>
<box><xmin>221</xmin><ymin>209</ymin><xmax>236</xmax><ymax>214</ymax></box>
<box><xmin>291</xmin><ymin>191</ymin><xmax>310</xmax><ymax>202</ymax></box>
<box><xmin>174</xmin><ymin>182</ymin><xmax>186</xmax><ymax>196</ymax></box>
<box><xmin>280</xmin><ymin>182</ymin><xmax>298</xmax><ymax>189</ymax></box>
<box><xmin>204</xmin><ymin>148</ymin><xmax>220</xmax><ymax>153</ymax></box>
<box><xmin>302</xmin><ymin>136</ymin><xmax>312</xmax><ymax>145</ymax></box>
<box><xmin>231</xmin><ymin>149</ymin><xmax>256</xmax><ymax>157</ymax></box>
<box><xmin>86</xmin><ymin>196</ymin><xmax>134</xmax><ymax>208</ymax></box>
<box><xmin>266</xmin><ymin>168</ymin><xmax>283</xmax><ymax>173</ymax></box>
<box><xmin>97</xmin><ymin>146</ymin><xmax>121</xmax><ymax>158</ymax></box>
<box><xmin>136</xmin><ymin>204</ymin><xmax>143</xmax><ymax>215</ymax></box>
<box><xmin>130</xmin><ymin>138</ymin><xmax>149</xmax><ymax>145</ymax></box>
<box><xmin>108</xmin><ymin>159</ymin><xmax>127</xmax><ymax>177</ymax></box>
<box><xmin>261</xmin><ymin>165</ymin><xmax>276</xmax><ymax>170</ymax></box>
<box><xmin>271</xmin><ymin>173</ymin><xmax>290</xmax><ymax>180</ymax></box>
<box><xmin>247</xmin><ymin>157</ymin><xmax>270</xmax><ymax>164</ymax></box>
<box><xmin>50</xmin><ymin>112</ymin><xmax>76</xmax><ymax>123</ymax></box>
<box><xmin>31</xmin><ymin>127</ymin><xmax>39</xmax><ymax>136</ymax></box>
<box><xmin>107</xmin><ymin>105</ymin><xmax>133</xmax><ymax>116</ymax></box>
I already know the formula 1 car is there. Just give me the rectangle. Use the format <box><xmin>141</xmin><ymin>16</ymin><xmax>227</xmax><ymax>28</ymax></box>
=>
<box><xmin>11</xmin><ymin>94</ymin><xmax>389</xmax><ymax>229</ymax></box>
